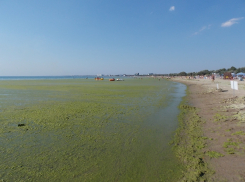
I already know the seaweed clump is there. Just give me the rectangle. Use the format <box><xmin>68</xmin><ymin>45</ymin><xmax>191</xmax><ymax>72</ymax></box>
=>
<box><xmin>172</xmin><ymin>100</ymin><xmax>214</xmax><ymax>181</ymax></box>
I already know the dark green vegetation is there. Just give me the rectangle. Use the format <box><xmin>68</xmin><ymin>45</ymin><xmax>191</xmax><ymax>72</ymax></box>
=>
<box><xmin>213</xmin><ymin>113</ymin><xmax>228</xmax><ymax>122</ymax></box>
<box><xmin>205</xmin><ymin>151</ymin><xmax>224</xmax><ymax>158</ymax></box>
<box><xmin>169</xmin><ymin>66</ymin><xmax>245</xmax><ymax>76</ymax></box>
<box><xmin>223</xmin><ymin>138</ymin><xmax>241</xmax><ymax>154</ymax></box>
<box><xmin>172</xmin><ymin>94</ymin><xmax>214</xmax><ymax>181</ymax></box>
<box><xmin>0</xmin><ymin>79</ymin><xmax>185</xmax><ymax>181</ymax></box>
<box><xmin>232</xmin><ymin>131</ymin><xmax>245</xmax><ymax>136</ymax></box>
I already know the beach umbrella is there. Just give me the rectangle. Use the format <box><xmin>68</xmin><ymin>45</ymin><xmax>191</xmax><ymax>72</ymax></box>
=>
<box><xmin>237</xmin><ymin>72</ymin><xmax>245</xmax><ymax>76</ymax></box>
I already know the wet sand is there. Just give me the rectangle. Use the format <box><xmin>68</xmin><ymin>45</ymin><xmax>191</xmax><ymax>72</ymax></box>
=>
<box><xmin>172</xmin><ymin>77</ymin><xmax>245</xmax><ymax>181</ymax></box>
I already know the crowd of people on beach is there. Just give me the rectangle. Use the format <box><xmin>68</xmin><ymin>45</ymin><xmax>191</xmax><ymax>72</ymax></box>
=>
<box><xmin>169</xmin><ymin>74</ymin><xmax>244</xmax><ymax>81</ymax></box>
<box><xmin>134</xmin><ymin>73</ymin><xmax>244</xmax><ymax>82</ymax></box>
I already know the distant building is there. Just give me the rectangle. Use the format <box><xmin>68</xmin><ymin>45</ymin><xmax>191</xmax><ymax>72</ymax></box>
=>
<box><xmin>135</xmin><ymin>73</ymin><xmax>139</xmax><ymax>76</ymax></box>
<box><xmin>97</xmin><ymin>74</ymin><xmax>104</xmax><ymax>77</ymax></box>
<box><xmin>148</xmin><ymin>73</ymin><xmax>153</xmax><ymax>76</ymax></box>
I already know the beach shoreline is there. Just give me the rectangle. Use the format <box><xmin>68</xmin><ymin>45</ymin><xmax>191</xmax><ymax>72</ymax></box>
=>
<box><xmin>172</xmin><ymin>77</ymin><xmax>245</xmax><ymax>181</ymax></box>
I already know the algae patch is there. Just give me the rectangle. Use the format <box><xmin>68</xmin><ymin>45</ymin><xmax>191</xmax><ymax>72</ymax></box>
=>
<box><xmin>205</xmin><ymin>151</ymin><xmax>224</xmax><ymax>158</ymax></box>
<box><xmin>0</xmin><ymin>79</ymin><xmax>184</xmax><ymax>182</ymax></box>
<box><xmin>232</xmin><ymin>131</ymin><xmax>245</xmax><ymax>135</ymax></box>
<box><xmin>172</xmin><ymin>100</ymin><xmax>214</xmax><ymax>181</ymax></box>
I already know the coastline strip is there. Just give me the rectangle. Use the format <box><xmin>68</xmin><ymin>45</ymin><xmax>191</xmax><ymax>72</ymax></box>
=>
<box><xmin>172</xmin><ymin>84</ymin><xmax>214</xmax><ymax>181</ymax></box>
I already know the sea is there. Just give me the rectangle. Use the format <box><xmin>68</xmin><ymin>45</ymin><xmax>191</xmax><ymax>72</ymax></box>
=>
<box><xmin>0</xmin><ymin>75</ymin><xmax>97</xmax><ymax>80</ymax></box>
<box><xmin>0</xmin><ymin>77</ymin><xmax>186</xmax><ymax>181</ymax></box>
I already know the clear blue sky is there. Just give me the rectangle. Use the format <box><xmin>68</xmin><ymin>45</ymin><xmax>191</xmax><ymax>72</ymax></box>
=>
<box><xmin>0</xmin><ymin>0</ymin><xmax>244</xmax><ymax>76</ymax></box>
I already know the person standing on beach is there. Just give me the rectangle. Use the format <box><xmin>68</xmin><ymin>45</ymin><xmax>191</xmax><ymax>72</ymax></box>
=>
<box><xmin>211</xmin><ymin>74</ymin><xmax>215</xmax><ymax>82</ymax></box>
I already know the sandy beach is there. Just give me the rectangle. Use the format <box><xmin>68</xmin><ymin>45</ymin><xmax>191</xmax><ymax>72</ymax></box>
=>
<box><xmin>172</xmin><ymin>77</ymin><xmax>245</xmax><ymax>181</ymax></box>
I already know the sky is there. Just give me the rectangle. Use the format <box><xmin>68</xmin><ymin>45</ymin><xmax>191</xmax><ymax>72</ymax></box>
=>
<box><xmin>0</xmin><ymin>0</ymin><xmax>244</xmax><ymax>76</ymax></box>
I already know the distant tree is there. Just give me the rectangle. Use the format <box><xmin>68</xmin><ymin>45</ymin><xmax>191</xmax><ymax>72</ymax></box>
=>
<box><xmin>191</xmin><ymin>72</ymin><xmax>197</xmax><ymax>76</ymax></box>
<box><xmin>238</xmin><ymin>67</ymin><xmax>245</xmax><ymax>73</ymax></box>
<box><xmin>235</xmin><ymin>68</ymin><xmax>240</xmax><ymax>74</ymax></box>
<box><xmin>228</xmin><ymin>66</ymin><xmax>237</xmax><ymax>71</ymax></box>
<box><xmin>167</xmin><ymin>66</ymin><xmax>245</xmax><ymax>77</ymax></box>
<box><xmin>216</xmin><ymin>68</ymin><xmax>226</xmax><ymax>75</ymax></box>
<box><xmin>197</xmin><ymin>69</ymin><xmax>211</xmax><ymax>75</ymax></box>
<box><xmin>227</xmin><ymin>66</ymin><xmax>237</xmax><ymax>73</ymax></box>
<box><xmin>178</xmin><ymin>72</ymin><xmax>187</xmax><ymax>76</ymax></box>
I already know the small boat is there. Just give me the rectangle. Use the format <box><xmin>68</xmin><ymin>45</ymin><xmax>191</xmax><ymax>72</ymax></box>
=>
<box><xmin>109</xmin><ymin>78</ymin><xmax>115</xmax><ymax>81</ymax></box>
<box><xmin>95</xmin><ymin>77</ymin><xmax>104</xmax><ymax>80</ymax></box>
<box><xmin>116</xmin><ymin>78</ymin><xmax>124</xmax><ymax>81</ymax></box>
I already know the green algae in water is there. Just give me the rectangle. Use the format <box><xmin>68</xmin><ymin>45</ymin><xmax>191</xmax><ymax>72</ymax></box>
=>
<box><xmin>172</xmin><ymin>88</ymin><xmax>214</xmax><ymax>181</ymax></box>
<box><xmin>0</xmin><ymin>79</ymin><xmax>184</xmax><ymax>181</ymax></box>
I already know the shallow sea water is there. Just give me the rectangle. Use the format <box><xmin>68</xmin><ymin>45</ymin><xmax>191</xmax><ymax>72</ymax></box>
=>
<box><xmin>0</xmin><ymin>78</ymin><xmax>186</xmax><ymax>182</ymax></box>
